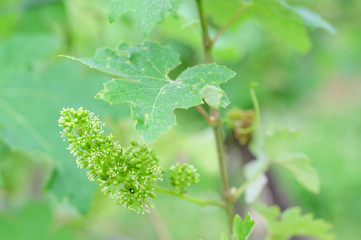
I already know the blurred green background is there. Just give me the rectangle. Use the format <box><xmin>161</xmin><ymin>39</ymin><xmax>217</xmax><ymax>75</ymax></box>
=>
<box><xmin>0</xmin><ymin>0</ymin><xmax>360</xmax><ymax>239</ymax></box>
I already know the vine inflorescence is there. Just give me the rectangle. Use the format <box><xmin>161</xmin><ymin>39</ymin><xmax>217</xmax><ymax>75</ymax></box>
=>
<box><xmin>59</xmin><ymin>107</ymin><xmax>164</xmax><ymax>213</ymax></box>
<box><xmin>169</xmin><ymin>162</ymin><xmax>200</xmax><ymax>194</ymax></box>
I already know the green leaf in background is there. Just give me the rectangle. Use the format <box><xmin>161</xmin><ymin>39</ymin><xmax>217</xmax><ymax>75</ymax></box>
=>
<box><xmin>0</xmin><ymin>34</ymin><xmax>124</xmax><ymax>213</ymax></box>
<box><xmin>253</xmin><ymin>0</ymin><xmax>311</xmax><ymax>53</ymax></box>
<box><xmin>293</xmin><ymin>7</ymin><xmax>336</xmax><ymax>34</ymax></box>
<box><xmin>109</xmin><ymin>0</ymin><xmax>182</xmax><ymax>36</ymax></box>
<box><xmin>253</xmin><ymin>203</ymin><xmax>334</xmax><ymax>240</ymax></box>
<box><xmin>273</xmin><ymin>153</ymin><xmax>320</xmax><ymax>193</ymax></box>
<box><xmin>205</xmin><ymin>0</ymin><xmax>311</xmax><ymax>53</ymax></box>
<box><xmin>0</xmin><ymin>202</ymin><xmax>75</xmax><ymax>240</ymax></box>
<box><xmin>0</xmin><ymin>147</ymin><xmax>44</xmax><ymax>200</ymax></box>
<box><xmin>0</xmin><ymin>141</ymin><xmax>7</xmax><ymax>187</ymax></box>
<box><xmin>244</xmin><ymin>156</ymin><xmax>268</xmax><ymax>203</ymax></box>
<box><xmin>204</xmin><ymin>0</ymin><xmax>247</xmax><ymax>29</ymax></box>
<box><xmin>240</xmin><ymin>128</ymin><xmax>269</xmax><ymax>203</ymax></box>
<box><xmin>264</xmin><ymin>129</ymin><xmax>300</xmax><ymax>159</ymax></box>
<box><xmin>278</xmin><ymin>0</ymin><xmax>337</xmax><ymax>34</ymax></box>
<box><xmin>245</xmin><ymin>128</ymin><xmax>319</xmax><ymax>201</ymax></box>
<box><xmin>265</xmin><ymin>129</ymin><xmax>320</xmax><ymax>193</ymax></box>
<box><xmin>220</xmin><ymin>232</ymin><xmax>228</xmax><ymax>240</ymax></box>
<box><xmin>64</xmin><ymin>41</ymin><xmax>235</xmax><ymax>142</ymax></box>
<box><xmin>46</xmin><ymin>157</ymin><xmax>96</xmax><ymax>214</ymax></box>
<box><xmin>0</xmin><ymin>140</ymin><xmax>11</xmax><ymax>159</ymax></box>
<box><xmin>0</xmin><ymin>34</ymin><xmax>60</xmax><ymax>152</ymax></box>
<box><xmin>232</xmin><ymin>213</ymin><xmax>255</xmax><ymax>240</ymax></box>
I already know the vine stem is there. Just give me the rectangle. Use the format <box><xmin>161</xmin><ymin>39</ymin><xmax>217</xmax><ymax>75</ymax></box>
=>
<box><xmin>211</xmin><ymin>109</ymin><xmax>234</xmax><ymax>232</ymax></box>
<box><xmin>195</xmin><ymin>0</ymin><xmax>234</xmax><ymax>235</ymax></box>
<box><xmin>211</xmin><ymin>110</ymin><xmax>229</xmax><ymax>193</ymax></box>
<box><xmin>154</xmin><ymin>186</ymin><xmax>225</xmax><ymax>208</ymax></box>
<box><xmin>196</xmin><ymin>0</ymin><xmax>212</xmax><ymax>63</ymax></box>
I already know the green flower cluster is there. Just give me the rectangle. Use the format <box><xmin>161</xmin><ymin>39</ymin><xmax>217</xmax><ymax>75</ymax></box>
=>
<box><xmin>169</xmin><ymin>162</ymin><xmax>200</xmax><ymax>194</ymax></box>
<box><xmin>58</xmin><ymin>107</ymin><xmax>163</xmax><ymax>213</ymax></box>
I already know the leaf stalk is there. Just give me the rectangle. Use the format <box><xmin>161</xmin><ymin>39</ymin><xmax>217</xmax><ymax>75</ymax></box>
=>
<box><xmin>195</xmin><ymin>105</ymin><xmax>213</xmax><ymax>126</ymax></box>
<box><xmin>154</xmin><ymin>186</ymin><xmax>225</xmax><ymax>208</ymax></box>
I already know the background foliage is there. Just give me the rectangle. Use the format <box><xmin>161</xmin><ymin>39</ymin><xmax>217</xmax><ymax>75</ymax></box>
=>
<box><xmin>0</xmin><ymin>0</ymin><xmax>360</xmax><ymax>239</ymax></box>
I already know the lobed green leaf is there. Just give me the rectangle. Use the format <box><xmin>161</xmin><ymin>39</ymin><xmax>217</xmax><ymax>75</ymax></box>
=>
<box><xmin>232</xmin><ymin>213</ymin><xmax>255</xmax><ymax>240</ymax></box>
<box><xmin>273</xmin><ymin>153</ymin><xmax>320</xmax><ymax>193</ymax></box>
<box><xmin>244</xmin><ymin>156</ymin><xmax>268</xmax><ymax>203</ymax></box>
<box><xmin>254</xmin><ymin>0</ymin><xmax>311</xmax><ymax>53</ymax></box>
<box><xmin>246</xmin><ymin>128</ymin><xmax>320</xmax><ymax>201</ymax></box>
<box><xmin>265</xmin><ymin>129</ymin><xmax>320</xmax><ymax>193</ymax></box>
<box><xmin>0</xmin><ymin>34</ymin><xmax>123</xmax><ymax>213</ymax></box>
<box><xmin>205</xmin><ymin>0</ymin><xmax>313</xmax><ymax>53</ymax></box>
<box><xmin>254</xmin><ymin>203</ymin><xmax>334</xmax><ymax>240</ymax></box>
<box><xmin>0</xmin><ymin>203</ymin><xmax>75</xmax><ymax>240</ymax></box>
<box><xmin>109</xmin><ymin>0</ymin><xmax>182</xmax><ymax>36</ymax></box>
<box><xmin>278</xmin><ymin>0</ymin><xmax>337</xmax><ymax>34</ymax></box>
<box><xmin>64</xmin><ymin>41</ymin><xmax>235</xmax><ymax>142</ymax></box>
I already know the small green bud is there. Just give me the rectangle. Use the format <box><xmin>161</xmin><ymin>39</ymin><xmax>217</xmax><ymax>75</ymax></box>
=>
<box><xmin>169</xmin><ymin>162</ymin><xmax>200</xmax><ymax>194</ymax></box>
<box><xmin>67</xmin><ymin>133</ymin><xmax>75</xmax><ymax>138</ymax></box>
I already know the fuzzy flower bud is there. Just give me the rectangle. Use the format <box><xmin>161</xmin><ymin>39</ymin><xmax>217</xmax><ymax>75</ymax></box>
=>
<box><xmin>59</xmin><ymin>107</ymin><xmax>163</xmax><ymax>213</ymax></box>
<box><xmin>169</xmin><ymin>162</ymin><xmax>200</xmax><ymax>194</ymax></box>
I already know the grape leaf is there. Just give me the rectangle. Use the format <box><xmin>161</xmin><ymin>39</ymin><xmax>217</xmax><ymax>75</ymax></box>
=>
<box><xmin>109</xmin><ymin>0</ymin><xmax>182</xmax><ymax>36</ymax></box>
<box><xmin>278</xmin><ymin>1</ymin><xmax>337</xmax><ymax>34</ymax></box>
<box><xmin>205</xmin><ymin>0</ymin><xmax>334</xmax><ymax>52</ymax></box>
<box><xmin>0</xmin><ymin>202</ymin><xmax>75</xmax><ymax>240</ymax></box>
<box><xmin>265</xmin><ymin>129</ymin><xmax>320</xmax><ymax>193</ymax></box>
<box><xmin>0</xmin><ymin>34</ymin><xmax>124</xmax><ymax>213</ymax></box>
<box><xmin>0</xmin><ymin>139</ymin><xmax>11</xmax><ymax>160</ymax></box>
<box><xmin>46</xmin><ymin>156</ymin><xmax>96</xmax><ymax>214</ymax></box>
<box><xmin>242</xmin><ymin>129</ymin><xmax>270</xmax><ymax>203</ymax></box>
<box><xmin>220</xmin><ymin>233</ymin><xmax>228</xmax><ymax>240</ymax></box>
<box><xmin>273</xmin><ymin>153</ymin><xmax>320</xmax><ymax>193</ymax></box>
<box><xmin>205</xmin><ymin>0</ymin><xmax>311</xmax><ymax>53</ymax></box>
<box><xmin>293</xmin><ymin>7</ymin><xmax>336</xmax><ymax>34</ymax></box>
<box><xmin>204</xmin><ymin>0</ymin><xmax>247</xmax><ymax>29</ymax></box>
<box><xmin>0</xmin><ymin>146</ymin><xmax>44</xmax><ymax>199</ymax></box>
<box><xmin>244</xmin><ymin>156</ymin><xmax>268</xmax><ymax>203</ymax></box>
<box><xmin>63</xmin><ymin>41</ymin><xmax>235</xmax><ymax>142</ymax></box>
<box><xmin>254</xmin><ymin>203</ymin><xmax>334</xmax><ymax>240</ymax></box>
<box><xmin>264</xmin><ymin>129</ymin><xmax>300</xmax><ymax>160</ymax></box>
<box><xmin>232</xmin><ymin>213</ymin><xmax>255</xmax><ymax>240</ymax></box>
<box><xmin>246</xmin><ymin>128</ymin><xmax>319</xmax><ymax>199</ymax></box>
<box><xmin>254</xmin><ymin>0</ymin><xmax>311</xmax><ymax>53</ymax></box>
